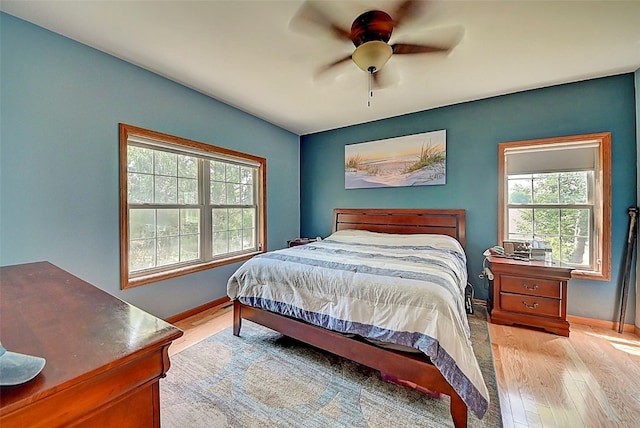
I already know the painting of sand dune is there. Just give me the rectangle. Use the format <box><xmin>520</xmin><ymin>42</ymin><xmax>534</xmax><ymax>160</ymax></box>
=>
<box><xmin>345</xmin><ymin>130</ymin><xmax>446</xmax><ymax>189</ymax></box>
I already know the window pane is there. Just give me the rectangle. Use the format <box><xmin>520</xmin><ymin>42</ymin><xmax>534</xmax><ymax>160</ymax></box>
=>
<box><xmin>128</xmin><ymin>146</ymin><xmax>153</xmax><ymax>173</ymax></box>
<box><xmin>229</xmin><ymin>229</ymin><xmax>242</xmax><ymax>252</ymax></box>
<box><xmin>178</xmin><ymin>178</ymin><xmax>198</xmax><ymax>204</ymax></box>
<box><xmin>559</xmin><ymin>172</ymin><xmax>588</xmax><ymax>204</ymax></box>
<box><xmin>128</xmin><ymin>173</ymin><xmax>153</xmax><ymax>203</ymax></box>
<box><xmin>178</xmin><ymin>154</ymin><xmax>198</xmax><ymax>178</ymax></box>
<box><xmin>532</xmin><ymin>173</ymin><xmax>558</xmax><ymax>204</ymax></box>
<box><xmin>543</xmin><ymin>236</ymin><xmax>560</xmax><ymax>262</ymax></box>
<box><xmin>228</xmin><ymin>208</ymin><xmax>242</xmax><ymax>231</ymax></box>
<box><xmin>211</xmin><ymin>161</ymin><xmax>225</xmax><ymax>181</ymax></box>
<box><xmin>226</xmin><ymin>183</ymin><xmax>241</xmax><ymax>205</ymax></box>
<box><xmin>240</xmin><ymin>167</ymin><xmax>253</xmax><ymax>184</ymax></box>
<box><xmin>562</xmin><ymin>235</ymin><xmax>590</xmax><ymax>265</ymax></box>
<box><xmin>157</xmin><ymin>209</ymin><xmax>179</xmax><ymax>237</ymax></box>
<box><xmin>559</xmin><ymin>208</ymin><xmax>591</xmax><ymax>267</ymax></box>
<box><xmin>560</xmin><ymin>209</ymin><xmax>590</xmax><ymax>238</ymax></box>
<box><xmin>212</xmin><ymin>231</ymin><xmax>229</xmax><ymax>255</ymax></box>
<box><xmin>212</xmin><ymin>208</ymin><xmax>228</xmax><ymax>231</ymax></box>
<box><xmin>242</xmin><ymin>208</ymin><xmax>255</xmax><ymax>229</ymax></box>
<box><xmin>243</xmin><ymin>229</ymin><xmax>255</xmax><ymax>249</ymax></box>
<box><xmin>180</xmin><ymin>209</ymin><xmax>200</xmax><ymax>235</ymax></box>
<box><xmin>212</xmin><ymin>205</ymin><xmax>256</xmax><ymax>254</ymax></box>
<box><xmin>157</xmin><ymin>236</ymin><xmax>180</xmax><ymax>266</ymax></box>
<box><xmin>180</xmin><ymin>234</ymin><xmax>199</xmax><ymax>261</ymax></box>
<box><xmin>227</xmin><ymin>164</ymin><xmax>240</xmax><ymax>183</ymax></box>
<box><xmin>508</xmin><ymin>177</ymin><xmax>532</xmax><ymax>204</ymax></box>
<box><xmin>506</xmin><ymin>171</ymin><xmax>594</xmax><ymax>268</ymax></box>
<box><xmin>155</xmin><ymin>176</ymin><xmax>178</xmax><ymax>204</ymax></box>
<box><xmin>129</xmin><ymin>239</ymin><xmax>156</xmax><ymax>271</ymax></box>
<box><xmin>508</xmin><ymin>208</ymin><xmax>533</xmax><ymax>239</ymax></box>
<box><xmin>130</xmin><ymin>209</ymin><xmax>155</xmax><ymax>239</ymax></box>
<box><xmin>241</xmin><ymin>184</ymin><xmax>253</xmax><ymax>205</ymax></box>
<box><xmin>155</xmin><ymin>151</ymin><xmax>177</xmax><ymax>176</ymax></box>
<box><xmin>211</xmin><ymin>182</ymin><xmax>226</xmax><ymax>204</ymax></box>
<box><xmin>242</xmin><ymin>208</ymin><xmax>256</xmax><ymax>250</ymax></box>
<box><xmin>533</xmin><ymin>208</ymin><xmax>559</xmax><ymax>237</ymax></box>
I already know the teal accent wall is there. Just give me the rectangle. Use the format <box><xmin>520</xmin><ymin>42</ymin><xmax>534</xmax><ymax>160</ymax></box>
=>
<box><xmin>636</xmin><ymin>68</ymin><xmax>640</xmax><ymax>329</ymax></box>
<box><xmin>0</xmin><ymin>13</ymin><xmax>300</xmax><ymax>319</ymax></box>
<box><xmin>300</xmin><ymin>74</ymin><xmax>637</xmax><ymax>323</ymax></box>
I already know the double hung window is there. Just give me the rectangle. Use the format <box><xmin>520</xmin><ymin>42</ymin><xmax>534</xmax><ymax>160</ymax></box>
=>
<box><xmin>119</xmin><ymin>124</ymin><xmax>266</xmax><ymax>289</ymax></box>
<box><xmin>498</xmin><ymin>133</ymin><xmax>611</xmax><ymax>280</ymax></box>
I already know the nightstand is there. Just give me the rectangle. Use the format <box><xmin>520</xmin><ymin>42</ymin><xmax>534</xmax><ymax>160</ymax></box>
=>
<box><xmin>488</xmin><ymin>256</ymin><xmax>573</xmax><ymax>336</ymax></box>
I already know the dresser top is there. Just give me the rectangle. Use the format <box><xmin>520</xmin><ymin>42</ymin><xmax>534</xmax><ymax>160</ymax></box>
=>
<box><xmin>0</xmin><ymin>261</ymin><xmax>182</xmax><ymax>411</ymax></box>
<box><xmin>488</xmin><ymin>256</ymin><xmax>574</xmax><ymax>277</ymax></box>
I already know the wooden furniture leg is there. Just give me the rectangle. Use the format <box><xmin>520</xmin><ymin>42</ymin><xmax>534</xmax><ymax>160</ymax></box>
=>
<box><xmin>233</xmin><ymin>300</ymin><xmax>242</xmax><ymax>336</ymax></box>
<box><xmin>450</xmin><ymin>392</ymin><xmax>468</xmax><ymax>428</ymax></box>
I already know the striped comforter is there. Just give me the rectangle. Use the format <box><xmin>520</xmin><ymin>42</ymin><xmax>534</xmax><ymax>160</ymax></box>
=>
<box><xmin>227</xmin><ymin>229</ymin><xmax>489</xmax><ymax>418</ymax></box>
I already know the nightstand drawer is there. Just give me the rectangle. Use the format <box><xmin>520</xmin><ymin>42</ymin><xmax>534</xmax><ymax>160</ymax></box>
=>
<box><xmin>500</xmin><ymin>275</ymin><xmax>561</xmax><ymax>298</ymax></box>
<box><xmin>500</xmin><ymin>293</ymin><xmax>561</xmax><ymax>318</ymax></box>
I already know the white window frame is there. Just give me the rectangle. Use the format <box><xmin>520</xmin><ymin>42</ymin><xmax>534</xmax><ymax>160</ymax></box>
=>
<box><xmin>498</xmin><ymin>133</ymin><xmax>611</xmax><ymax>280</ymax></box>
<box><xmin>119</xmin><ymin>124</ymin><xmax>266</xmax><ymax>289</ymax></box>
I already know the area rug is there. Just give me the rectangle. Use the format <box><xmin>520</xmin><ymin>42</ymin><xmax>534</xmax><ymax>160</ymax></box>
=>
<box><xmin>161</xmin><ymin>305</ymin><xmax>502</xmax><ymax>427</ymax></box>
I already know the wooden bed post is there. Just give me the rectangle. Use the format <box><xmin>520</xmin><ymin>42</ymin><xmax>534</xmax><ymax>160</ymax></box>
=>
<box><xmin>233</xmin><ymin>300</ymin><xmax>242</xmax><ymax>336</ymax></box>
<box><xmin>450</xmin><ymin>392</ymin><xmax>468</xmax><ymax>428</ymax></box>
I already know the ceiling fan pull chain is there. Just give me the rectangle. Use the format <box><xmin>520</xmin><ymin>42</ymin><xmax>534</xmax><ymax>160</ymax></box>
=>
<box><xmin>368</xmin><ymin>67</ymin><xmax>375</xmax><ymax>107</ymax></box>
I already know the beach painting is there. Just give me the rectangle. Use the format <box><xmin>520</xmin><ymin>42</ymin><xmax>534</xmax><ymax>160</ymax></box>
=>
<box><xmin>345</xmin><ymin>130</ymin><xmax>446</xmax><ymax>189</ymax></box>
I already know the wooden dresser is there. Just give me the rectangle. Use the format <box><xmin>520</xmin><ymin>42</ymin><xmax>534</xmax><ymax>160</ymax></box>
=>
<box><xmin>488</xmin><ymin>256</ymin><xmax>573</xmax><ymax>336</ymax></box>
<box><xmin>0</xmin><ymin>262</ymin><xmax>183</xmax><ymax>427</ymax></box>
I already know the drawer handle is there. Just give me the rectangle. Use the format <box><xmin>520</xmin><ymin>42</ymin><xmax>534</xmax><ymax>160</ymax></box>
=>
<box><xmin>522</xmin><ymin>301</ymin><xmax>538</xmax><ymax>309</ymax></box>
<box><xmin>522</xmin><ymin>283</ymin><xmax>538</xmax><ymax>290</ymax></box>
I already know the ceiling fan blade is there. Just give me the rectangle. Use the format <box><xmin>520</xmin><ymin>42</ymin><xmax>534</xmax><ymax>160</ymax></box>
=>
<box><xmin>315</xmin><ymin>54</ymin><xmax>353</xmax><ymax>78</ymax></box>
<box><xmin>290</xmin><ymin>1</ymin><xmax>353</xmax><ymax>42</ymax></box>
<box><xmin>392</xmin><ymin>0</ymin><xmax>429</xmax><ymax>28</ymax></box>
<box><xmin>391</xmin><ymin>43</ymin><xmax>450</xmax><ymax>55</ymax></box>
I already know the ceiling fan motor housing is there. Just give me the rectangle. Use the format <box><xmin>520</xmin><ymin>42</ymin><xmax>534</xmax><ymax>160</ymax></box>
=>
<box><xmin>350</xmin><ymin>10</ymin><xmax>394</xmax><ymax>47</ymax></box>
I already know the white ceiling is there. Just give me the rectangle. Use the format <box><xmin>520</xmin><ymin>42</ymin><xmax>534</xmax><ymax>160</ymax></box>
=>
<box><xmin>2</xmin><ymin>1</ymin><xmax>640</xmax><ymax>135</ymax></box>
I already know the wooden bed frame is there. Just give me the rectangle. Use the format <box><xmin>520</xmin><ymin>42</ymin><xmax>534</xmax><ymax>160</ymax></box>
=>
<box><xmin>233</xmin><ymin>208</ymin><xmax>469</xmax><ymax>427</ymax></box>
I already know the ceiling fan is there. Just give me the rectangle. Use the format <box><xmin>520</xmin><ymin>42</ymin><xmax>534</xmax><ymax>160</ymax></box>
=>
<box><xmin>291</xmin><ymin>0</ymin><xmax>462</xmax><ymax>92</ymax></box>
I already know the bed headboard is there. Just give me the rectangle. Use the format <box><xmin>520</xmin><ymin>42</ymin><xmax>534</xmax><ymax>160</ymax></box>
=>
<box><xmin>332</xmin><ymin>208</ymin><xmax>466</xmax><ymax>248</ymax></box>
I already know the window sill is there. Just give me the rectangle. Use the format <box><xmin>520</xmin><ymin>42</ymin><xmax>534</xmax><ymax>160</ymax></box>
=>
<box><xmin>571</xmin><ymin>269</ymin><xmax>610</xmax><ymax>282</ymax></box>
<box><xmin>123</xmin><ymin>251</ymin><xmax>262</xmax><ymax>289</ymax></box>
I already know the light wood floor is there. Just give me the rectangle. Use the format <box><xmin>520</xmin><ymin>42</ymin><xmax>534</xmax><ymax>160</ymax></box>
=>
<box><xmin>169</xmin><ymin>304</ymin><xmax>640</xmax><ymax>428</ymax></box>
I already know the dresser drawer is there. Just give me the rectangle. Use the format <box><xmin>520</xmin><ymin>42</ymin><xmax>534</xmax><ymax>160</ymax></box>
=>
<box><xmin>500</xmin><ymin>275</ymin><xmax>561</xmax><ymax>298</ymax></box>
<box><xmin>499</xmin><ymin>292</ymin><xmax>561</xmax><ymax>318</ymax></box>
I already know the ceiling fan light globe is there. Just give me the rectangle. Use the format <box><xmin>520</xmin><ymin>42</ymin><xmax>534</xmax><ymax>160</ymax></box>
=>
<box><xmin>352</xmin><ymin>41</ymin><xmax>393</xmax><ymax>73</ymax></box>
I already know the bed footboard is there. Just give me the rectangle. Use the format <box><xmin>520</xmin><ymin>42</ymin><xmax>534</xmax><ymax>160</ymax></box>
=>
<box><xmin>232</xmin><ymin>301</ymin><xmax>468</xmax><ymax>428</ymax></box>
